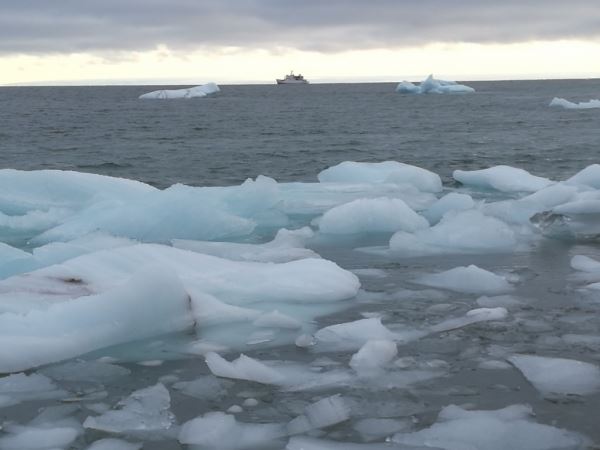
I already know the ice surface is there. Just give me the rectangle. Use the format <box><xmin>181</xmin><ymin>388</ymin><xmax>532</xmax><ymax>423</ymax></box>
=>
<box><xmin>172</xmin><ymin>375</ymin><xmax>229</xmax><ymax>400</ymax></box>
<box><xmin>85</xmin><ymin>439</ymin><xmax>142</xmax><ymax>450</ymax></box>
<box><xmin>571</xmin><ymin>255</ymin><xmax>600</xmax><ymax>273</ymax></box>
<box><xmin>0</xmin><ymin>243</ymin><xmax>359</xmax><ymax>372</ymax></box>
<box><xmin>0</xmin><ymin>425</ymin><xmax>79</xmax><ymax>449</ymax></box>
<box><xmin>0</xmin><ymin>373</ymin><xmax>66</xmax><ymax>408</ymax></box>
<box><xmin>508</xmin><ymin>354</ymin><xmax>600</xmax><ymax>396</ymax></box>
<box><xmin>396</xmin><ymin>75</ymin><xmax>475</xmax><ymax>94</ymax></box>
<box><xmin>392</xmin><ymin>404</ymin><xmax>586</xmax><ymax>450</ymax></box>
<box><xmin>314</xmin><ymin>318</ymin><xmax>398</xmax><ymax>351</ymax></box>
<box><xmin>422</xmin><ymin>193</ymin><xmax>475</xmax><ymax>225</ymax></box>
<box><xmin>83</xmin><ymin>383</ymin><xmax>176</xmax><ymax>439</ymax></box>
<box><xmin>566</xmin><ymin>164</ymin><xmax>600</xmax><ymax>189</ymax></box>
<box><xmin>179</xmin><ymin>411</ymin><xmax>285</xmax><ymax>448</ymax></box>
<box><xmin>172</xmin><ymin>227</ymin><xmax>318</xmax><ymax>262</ymax></box>
<box><xmin>318</xmin><ymin>161</ymin><xmax>442</xmax><ymax>193</ymax></box>
<box><xmin>550</xmin><ymin>97</ymin><xmax>600</xmax><ymax>109</ymax></box>
<box><xmin>42</xmin><ymin>360</ymin><xmax>131</xmax><ymax>382</ymax></box>
<box><xmin>389</xmin><ymin>209</ymin><xmax>517</xmax><ymax>257</ymax></box>
<box><xmin>139</xmin><ymin>82</ymin><xmax>220</xmax><ymax>99</ymax></box>
<box><xmin>349</xmin><ymin>340</ymin><xmax>398</xmax><ymax>374</ymax></box>
<box><xmin>453</xmin><ymin>165</ymin><xmax>553</xmax><ymax>193</ymax></box>
<box><xmin>413</xmin><ymin>265</ymin><xmax>514</xmax><ymax>295</ymax></box>
<box><xmin>429</xmin><ymin>307</ymin><xmax>508</xmax><ymax>333</ymax></box>
<box><xmin>287</xmin><ymin>436</ymin><xmax>421</xmax><ymax>449</ymax></box>
<box><xmin>318</xmin><ymin>197</ymin><xmax>429</xmax><ymax>234</ymax></box>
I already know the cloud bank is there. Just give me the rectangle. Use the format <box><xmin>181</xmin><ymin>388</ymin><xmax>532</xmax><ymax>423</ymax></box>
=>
<box><xmin>2</xmin><ymin>0</ymin><xmax>600</xmax><ymax>55</ymax></box>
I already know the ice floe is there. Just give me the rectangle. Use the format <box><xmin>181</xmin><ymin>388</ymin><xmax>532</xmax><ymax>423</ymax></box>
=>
<box><xmin>508</xmin><ymin>354</ymin><xmax>600</xmax><ymax>396</ymax></box>
<box><xmin>0</xmin><ymin>373</ymin><xmax>66</xmax><ymax>408</ymax></box>
<box><xmin>550</xmin><ymin>97</ymin><xmax>600</xmax><ymax>109</ymax></box>
<box><xmin>413</xmin><ymin>265</ymin><xmax>514</xmax><ymax>295</ymax></box>
<box><xmin>85</xmin><ymin>439</ymin><xmax>142</xmax><ymax>450</ymax></box>
<box><xmin>396</xmin><ymin>75</ymin><xmax>475</xmax><ymax>94</ymax></box>
<box><xmin>139</xmin><ymin>82</ymin><xmax>220</xmax><ymax>99</ymax></box>
<box><xmin>392</xmin><ymin>404</ymin><xmax>587</xmax><ymax>449</ymax></box>
<box><xmin>453</xmin><ymin>165</ymin><xmax>553</xmax><ymax>193</ymax></box>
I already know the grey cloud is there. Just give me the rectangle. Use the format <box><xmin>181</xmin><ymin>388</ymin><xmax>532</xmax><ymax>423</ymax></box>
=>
<box><xmin>1</xmin><ymin>0</ymin><xmax>599</xmax><ymax>55</ymax></box>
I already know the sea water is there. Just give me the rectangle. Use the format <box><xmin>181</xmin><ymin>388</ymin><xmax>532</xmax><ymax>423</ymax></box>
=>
<box><xmin>0</xmin><ymin>80</ymin><xmax>599</xmax><ymax>449</ymax></box>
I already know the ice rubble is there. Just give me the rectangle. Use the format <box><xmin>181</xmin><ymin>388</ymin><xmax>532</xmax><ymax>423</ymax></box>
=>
<box><xmin>508</xmin><ymin>354</ymin><xmax>600</xmax><ymax>396</ymax></box>
<box><xmin>392</xmin><ymin>404</ymin><xmax>587</xmax><ymax>450</ymax></box>
<box><xmin>139</xmin><ymin>82</ymin><xmax>220</xmax><ymax>99</ymax></box>
<box><xmin>550</xmin><ymin>97</ymin><xmax>600</xmax><ymax>109</ymax></box>
<box><xmin>396</xmin><ymin>75</ymin><xmax>475</xmax><ymax>94</ymax></box>
<box><xmin>0</xmin><ymin>373</ymin><xmax>66</xmax><ymax>408</ymax></box>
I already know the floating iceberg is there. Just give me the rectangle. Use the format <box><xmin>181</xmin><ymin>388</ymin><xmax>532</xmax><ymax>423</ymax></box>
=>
<box><xmin>139</xmin><ymin>82</ymin><xmax>220</xmax><ymax>99</ymax></box>
<box><xmin>396</xmin><ymin>75</ymin><xmax>475</xmax><ymax>94</ymax></box>
<box><xmin>549</xmin><ymin>97</ymin><xmax>600</xmax><ymax>109</ymax></box>
<box><xmin>413</xmin><ymin>265</ymin><xmax>514</xmax><ymax>295</ymax></box>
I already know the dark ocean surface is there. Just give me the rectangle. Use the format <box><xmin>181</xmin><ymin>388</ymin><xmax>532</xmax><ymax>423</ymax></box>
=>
<box><xmin>1</xmin><ymin>80</ymin><xmax>600</xmax><ymax>449</ymax></box>
<box><xmin>1</xmin><ymin>80</ymin><xmax>599</xmax><ymax>188</ymax></box>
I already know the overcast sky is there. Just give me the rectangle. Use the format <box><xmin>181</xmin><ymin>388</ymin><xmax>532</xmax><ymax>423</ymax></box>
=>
<box><xmin>1</xmin><ymin>0</ymin><xmax>600</xmax><ymax>84</ymax></box>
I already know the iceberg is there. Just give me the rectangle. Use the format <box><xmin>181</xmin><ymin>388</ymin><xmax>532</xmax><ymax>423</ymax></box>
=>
<box><xmin>139</xmin><ymin>82</ymin><xmax>220</xmax><ymax>99</ymax></box>
<box><xmin>413</xmin><ymin>265</ymin><xmax>514</xmax><ymax>295</ymax></box>
<box><xmin>550</xmin><ymin>97</ymin><xmax>600</xmax><ymax>109</ymax></box>
<box><xmin>396</xmin><ymin>75</ymin><xmax>475</xmax><ymax>94</ymax></box>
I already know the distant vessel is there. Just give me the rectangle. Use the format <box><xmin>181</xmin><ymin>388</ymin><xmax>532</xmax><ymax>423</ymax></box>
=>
<box><xmin>276</xmin><ymin>71</ymin><xmax>309</xmax><ymax>84</ymax></box>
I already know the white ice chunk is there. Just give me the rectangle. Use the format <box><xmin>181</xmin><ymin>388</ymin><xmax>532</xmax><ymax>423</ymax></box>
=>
<box><xmin>286</xmin><ymin>395</ymin><xmax>350</xmax><ymax>435</ymax></box>
<box><xmin>570</xmin><ymin>255</ymin><xmax>600</xmax><ymax>273</ymax></box>
<box><xmin>318</xmin><ymin>161</ymin><xmax>442</xmax><ymax>193</ymax></box>
<box><xmin>392</xmin><ymin>404</ymin><xmax>586</xmax><ymax>450</ymax></box>
<box><xmin>430</xmin><ymin>307</ymin><xmax>508</xmax><ymax>333</ymax></box>
<box><xmin>205</xmin><ymin>352</ymin><xmax>286</xmax><ymax>385</ymax></box>
<box><xmin>423</xmin><ymin>192</ymin><xmax>475</xmax><ymax>224</ymax></box>
<box><xmin>179</xmin><ymin>412</ymin><xmax>285</xmax><ymax>449</ymax></box>
<box><xmin>550</xmin><ymin>97</ymin><xmax>600</xmax><ymax>109</ymax></box>
<box><xmin>508</xmin><ymin>354</ymin><xmax>600</xmax><ymax>396</ymax></box>
<box><xmin>83</xmin><ymin>383</ymin><xmax>176</xmax><ymax>438</ymax></box>
<box><xmin>453</xmin><ymin>165</ymin><xmax>553</xmax><ymax>193</ymax></box>
<box><xmin>172</xmin><ymin>227</ymin><xmax>318</xmax><ymax>263</ymax></box>
<box><xmin>85</xmin><ymin>439</ymin><xmax>142</xmax><ymax>450</ymax></box>
<box><xmin>390</xmin><ymin>209</ymin><xmax>517</xmax><ymax>257</ymax></box>
<box><xmin>396</xmin><ymin>74</ymin><xmax>475</xmax><ymax>94</ymax></box>
<box><xmin>565</xmin><ymin>164</ymin><xmax>600</xmax><ymax>189</ymax></box>
<box><xmin>139</xmin><ymin>82</ymin><xmax>220</xmax><ymax>99</ymax></box>
<box><xmin>0</xmin><ymin>425</ymin><xmax>79</xmax><ymax>449</ymax></box>
<box><xmin>314</xmin><ymin>318</ymin><xmax>397</xmax><ymax>351</ymax></box>
<box><xmin>413</xmin><ymin>265</ymin><xmax>514</xmax><ymax>295</ymax></box>
<box><xmin>349</xmin><ymin>340</ymin><xmax>398</xmax><ymax>374</ymax></box>
<box><xmin>253</xmin><ymin>310</ymin><xmax>303</xmax><ymax>329</ymax></box>
<box><xmin>318</xmin><ymin>197</ymin><xmax>429</xmax><ymax>234</ymax></box>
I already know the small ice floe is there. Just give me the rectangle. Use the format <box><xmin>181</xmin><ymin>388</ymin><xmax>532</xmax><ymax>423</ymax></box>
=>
<box><xmin>413</xmin><ymin>265</ymin><xmax>514</xmax><ymax>295</ymax></box>
<box><xmin>318</xmin><ymin>197</ymin><xmax>429</xmax><ymax>235</ymax></box>
<box><xmin>139</xmin><ymin>82</ymin><xmax>220</xmax><ymax>99</ymax></box>
<box><xmin>205</xmin><ymin>352</ymin><xmax>287</xmax><ymax>385</ymax></box>
<box><xmin>0</xmin><ymin>373</ymin><xmax>66</xmax><ymax>409</ymax></box>
<box><xmin>318</xmin><ymin>161</ymin><xmax>442</xmax><ymax>193</ymax></box>
<box><xmin>83</xmin><ymin>383</ymin><xmax>176</xmax><ymax>439</ymax></box>
<box><xmin>286</xmin><ymin>394</ymin><xmax>350</xmax><ymax>435</ymax></box>
<box><xmin>453</xmin><ymin>165</ymin><xmax>553</xmax><ymax>194</ymax></box>
<box><xmin>565</xmin><ymin>163</ymin><xmax>600</xmax><ymax>189</ymax></box>
<box><xmin>353</xmin><ymin>417</ymin><xmax>411</xmax><ymax>442</ymax></box>
<box><xmin>389</xmin><ymin>210</ymin><xmax>517</xmax><ymax>257</ymax></box>
<box><xmin>172</xmin><ymin>227</ymin><xmax>318</xmax><ymax>263</ymax></box>
<box><xmin>313</xmin><ymin>318</ymin><xmax>399</xmax><ymax>352</ymax></box>
<box><xmin>287</xmin><ymin>436</ymin><xmax>410</xmax><ymax>449</ymax></box>
<box><xmin>392</xmin><ymin>404</ymin><xmax>588</xmax><ymax>449</ymax></box>
<box><xmin>476</xmin><ymin>295</ymin><xmax>523</xmax><ymax>309</ymax></box>
<box><xmin>429</xmin><ymin>307</ymin><xmax>508</xmax><ymax>333</ymax></box>
<box><xmin>508</xmin><ymin>354</ymin><xmax>600</xmax><ymax>396</ymax></box>
<box><xmin>396</xmin><ymin>74</ymin><xmax>475</xmax><ymax>94</ymax></box>
<box><xmin>571</xmin><ymin>254</ymin><xmax>600</xmax><ymax>273</ymax></box>
<box><xmin>349</xmin><ymin>340</ymin><xmax>398</xmax><ymax>375</ymax></box>
<box><xmin>85</xmin><ymin>438</ymin><xmax>142</xmax><ymax>450</ymax></box>
<box><xmin>550</xmin><ymin>97</ymin><xmax>600</xmax><ymax>109</ymax></box>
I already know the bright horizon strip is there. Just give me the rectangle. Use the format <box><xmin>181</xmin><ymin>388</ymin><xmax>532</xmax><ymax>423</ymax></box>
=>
<box><xmin>1</xmin><ymin>39</ymin><xmax>599</xmax><ymax>86</ymax></box>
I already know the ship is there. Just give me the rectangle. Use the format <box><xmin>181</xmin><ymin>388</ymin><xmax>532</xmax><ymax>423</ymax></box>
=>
<box><xmin>276</xmin><ymin>71</ymin><xmax>309</xmax><ymax>84</ymax></box>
